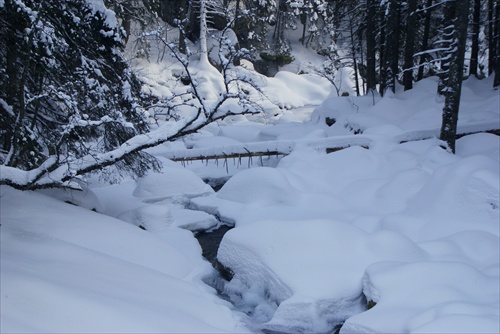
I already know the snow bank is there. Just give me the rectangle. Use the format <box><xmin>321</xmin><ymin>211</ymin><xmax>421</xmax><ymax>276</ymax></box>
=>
<box><xmin>217</xmin><ymin>167</ymin><xmax>299</xmax><ymax>206</ymax></box>
<box><xmin>118</xmin><ymin>204</ymin><xmax>219</xmax><ymax>232</ymax></box>
<box><xmin>318</xmin><ymin>77</ymin><xmax>500</xmax><ymax>134</ymax></box>
<box><xmin>342</xmin><ymin>261</ymin><xmax>500</xmax><ymax>333</ymax></box>
<box><xmin>0</xmin><ymin>186</ymin><xmax>247</xmax><ymax>333</ymax></box>
<box><xmin>218</xmin><ymin>219</ymin><xmax>427</xmax><ymax>333</ymax></box>
<box><xmin>456</xmin><ymin>132</ymin><xmax>500</xmax><ymax>160</ymax></box>
<box><xmin>38</xmin><ymin>184</ymin><xmax>105</xmax><ymax>212</ymax></box>
<box><xmin>208</xmin><ymin>136</ymin><xmax>499</xmax><ymax>332</ymax></box>
<box><xmin>133</xmin><ymin>167</ymin><xmax>214</xmax><ymax>202</ymax></box>
<box><xmin>265</xmin><ymin>72</ymin><xmax>332</xmax><ymax>109</ymax></box>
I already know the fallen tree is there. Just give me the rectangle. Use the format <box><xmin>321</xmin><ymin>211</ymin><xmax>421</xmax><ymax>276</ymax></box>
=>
<box><xmin>0</xmin><ymin>4</ymin><xmax>264</xmax><ymax>191</ymax></box>
<box><xmin>161</xmin><ymin>123</ymin><xmax>500</xmax><ymax>163</ymax></box>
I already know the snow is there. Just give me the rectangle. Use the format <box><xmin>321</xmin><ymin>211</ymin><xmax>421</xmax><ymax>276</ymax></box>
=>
<box><xmin>133</xmin><ymin>166</ymin><xmax>214</xmax><ymax>202</ymax></box>
<box><xmin>0</xmin><ymin>187</ymin><xmax>247</xmax><ymax>333</ymax></box>
<box><xmin>2</xmin><ymin>30</ymin><xmax>500</xmax><ymax>334</ymax></box>
<box><xmin>216</xmin><ymin>167</ymin><xmax>299</xmax><ymax>206</ymax></box>
<box><xmin>218</xmin><ymin>219</ymin><xmax>427</xmax><ymax>332</ymax></box>
<box><xmin>344</xmin><ymin>261</ymin><xmax>500</xmax><ymax>333</ymax></box>
<box><xmin>190</xmin><ymin>77</ymin><xmax>498</xmax><ymax>332</ymax></box>
<box><xmin>207</xmin><ymin>132</ymin><xmax>498</xmax><ymax>332</ymax></box>
<box><xmin>86</xmin><ymin>0</ymin><xmax>118</xmax><ymax>30</ymax></box>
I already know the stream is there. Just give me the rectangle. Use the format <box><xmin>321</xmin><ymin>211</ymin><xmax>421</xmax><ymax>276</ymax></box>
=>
<box><xmin>191</xmin><ymin>177</ymin><xmax>346</xmax><ymax>334</ymax></box>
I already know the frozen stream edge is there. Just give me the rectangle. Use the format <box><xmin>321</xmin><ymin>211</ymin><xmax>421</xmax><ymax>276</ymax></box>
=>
<box><xmin>190</xmin><ymin>185</ymin><xmax>350</xmax><ymax>334</ymax></box>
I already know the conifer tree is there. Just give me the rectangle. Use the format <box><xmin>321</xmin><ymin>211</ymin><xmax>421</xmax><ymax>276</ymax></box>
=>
<box><xmin>0</xmin><ymin>0</ymin><xmax>158</xmax><ymax>188</ymax></box>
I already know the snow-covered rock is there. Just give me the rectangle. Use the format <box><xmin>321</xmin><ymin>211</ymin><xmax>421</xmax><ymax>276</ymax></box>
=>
<box><xmin>133</xmin><ymin>167</ymin><xmax>214</xmax><ymax>202</ymax></box>
<box><xmin>217</xmin><ymin>219</ymin><xmax>427</xmax><ymax>333</ymax></box>
<box><xmin>217</xmin><ymin>167</ymin><xmax>299</xmax><ymax>206</ymax></box>
<box><xmin>342</xmin><ymin>261</ymin><xmax>500</xmax><ymax>334</ymax></box>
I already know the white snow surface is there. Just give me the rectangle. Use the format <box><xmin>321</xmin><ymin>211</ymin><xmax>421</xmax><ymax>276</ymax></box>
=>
<box><xmin>0</xmin><ymin>187</ymin><xmax>247</xmax><ymax>333</ymax></box>
<box><xmin>1</xmin><ymin>41</ymin><xmax>500</xmax><ymax>334</ymax></box>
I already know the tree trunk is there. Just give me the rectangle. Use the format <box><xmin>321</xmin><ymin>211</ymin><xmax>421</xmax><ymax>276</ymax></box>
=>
<box><xmin>234</xmin><ymin>0</ymin><xmax>241</xmax><ymax>26</ymax></box>
<box><xmin>417</xmin><ymin>0</ymin><xmax>433</xmax><ymax>81</ymax></box>
<box><xmin>469</xmin><ymin>0</ymin><xmax>481</xmax><ymax>77</ymax></box>
<box><xmin>488</xmin><ymin>0</ymin><xmax>495</xmax><ymax>75</ymax></box>
<box><xmin>386</xmin><ymin>0</ymin><xmax>400</xmax><ymax>94</ymax></box>
<box><xmin>378</xmin><ymin>3</ymin><xmax>387</xmax><ymax>96</ymax></box>
<box><xmin>301</xmin><ymin>3</ymin><xmax>307</xmax><ymax>46</ymax></box>
<box><xmin>440</xmin><ymin>0</ymin><xmax>471</xmax><ymax>153</ymax></box>
<box><xmin>350</xmin><ymin>18</ymin><xmax>361</xmax><ymax>96</ymax></box>
<box><xmin>199</xmin><ymin>0</ymin><xmax>209</xmax><ymax>63</ymax></box>
<box><xmin>365</xmin><ymin>0</ymin><xmax>377</xmax><ymax>93</ymax></box>
<box><xmin>437</xmin><ymin>1</ymin><xmax>456</xmax><ymax>96</ymax></box>
<box><xmin>403</xmin><ymin>0</ymin><xmax>417</xmax><ymax>90</ymax></box>
<box><xmin>494</xmin><ymin>0</ymin><xmax>500</xmax><ymax>87</ymax></box>
<box><xmin>391</xmin><ymin>0</ymin><xmax>400</xmax><ymax>92</ymax></box>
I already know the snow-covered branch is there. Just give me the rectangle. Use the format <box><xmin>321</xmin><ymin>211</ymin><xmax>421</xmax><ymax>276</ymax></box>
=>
<box><xmin>0</xmin><ymin>4</ymin><xmax>268</xmax><ymax>191</ymax></box>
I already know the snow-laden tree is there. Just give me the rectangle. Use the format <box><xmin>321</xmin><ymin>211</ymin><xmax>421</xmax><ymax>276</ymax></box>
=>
<box><xmin>0</xmin><ymin>0</ymin><xmax>162</xmax><ymax>188</ymax></box>
<box><xmin>0</xmin><ymin>0</ymin><xmax>264</xmax><ymax>190</ymax></box>
<box><xmin>233</xmin><ymin>0</ymin><xmax>276</xmax><ymax>52</ymax></box>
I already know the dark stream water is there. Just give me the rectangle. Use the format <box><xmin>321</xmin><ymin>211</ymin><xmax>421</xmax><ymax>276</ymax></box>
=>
<box><xmin>194</xmin><ymin>224</ymin><xmax>234</xmax><ymax>281</ymax></box>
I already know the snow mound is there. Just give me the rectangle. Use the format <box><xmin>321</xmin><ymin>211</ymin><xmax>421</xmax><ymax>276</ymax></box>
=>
<box><xmin>406</xmin><ymin>155</ymin><xmax>500</xmax><ymax>238</ymax></box>
<box><xmin>117</xmin><ymin>204</ymin><xmax>173</xmax><ymax>230</ymax></box>
<box><xmin>217</xmin><ymin>167</ymin><xmax>299</xmax><ymax>206</ymax></box>
<box><xmin>456</xmin><ymin>133</ymin><xmax>500</xmax><ymax>160</ymax></box>
<box><xmin>38</xmin><ymin>184</ymin><xmax>105</xmax><ymax>212</ymax></box>
<box><xmin>133</xmin><ymin>167</ymin><xmax>214</xmax><ymax>201</ymax></box>
<box><xmin>218</xmin><ymin>219</ymin><xmax>427</xmax><ymax>332</ymax></box>
<box><xmin>341</xmin><ymin>261</ymin><xmax>500</xmax><ymax>333</ymax></box>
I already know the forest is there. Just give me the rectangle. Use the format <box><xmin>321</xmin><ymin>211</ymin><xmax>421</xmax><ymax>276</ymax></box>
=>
<box><xmin>1</xmin><ymin>1</ymin><xmax>499</xmax><ymax>333</ymax></box>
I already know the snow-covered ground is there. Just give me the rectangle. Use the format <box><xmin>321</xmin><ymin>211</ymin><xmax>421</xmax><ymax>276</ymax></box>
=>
<box><xmin>1</xmin><ymin>45</ymin><xmax>499</xmax><ymax>333</ymax></box>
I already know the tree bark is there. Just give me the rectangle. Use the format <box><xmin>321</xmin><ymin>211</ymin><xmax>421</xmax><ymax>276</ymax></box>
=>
<box><xmin>488</xmin><ymin>0</ymin><xmax>495</xmax><ymax>75</ymax></box>
<box><xmin>199</xmin><ymin>0</ymin><xmax>209</xmax><ymax>63</ymax></box>
<box><xmin>440</xmin><ymin>0</ymin><xmax>471</xmax><ymax>153</ymax></box>
<box><xmin>437</xmin><ymin>1</ymin><xmax>456</xmax><ymax>95</ymax></box>
<box><xmin>494</xmin><ymin>0</ymin><xmax>500</xmax><ymax>87</ymax></box>
<box><xmin>365</xmin><ymin>0</ymin><xmax>377</xmax><ymax>93</ymax></box>
<box><xmin>469</xmin><ymin>0</ymin><xmax>481</xmax><ymax>77</ymax></box>
<box><xmin>403</xmin><ymin>0</ymin><xmax>417</xmax><ymax>90</ymax></box>
<box><xmin>378</xmin><ymin>2</ymin><xmax>387</xmax><ymax>96</ymax></box>
<box><xmin>417</xmin><ymin>0</ymin><xmax>433</xmax><ymax>81</ymax></box>
<box><xmin>386</xmin><ymin>0</ymin><xmax>400</xmax><ymax>94</ymax></box>
<box><xmin>349</xmin><ymin>17</ymin><xmax>361</xmax><ymax>96</ymax></box>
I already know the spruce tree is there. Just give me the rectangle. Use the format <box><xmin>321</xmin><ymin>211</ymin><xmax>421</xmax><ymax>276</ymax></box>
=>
<box><xmin>0</xmin><ymin>0</ymin><xmax>158</xmax><ymax>188</ymax></box>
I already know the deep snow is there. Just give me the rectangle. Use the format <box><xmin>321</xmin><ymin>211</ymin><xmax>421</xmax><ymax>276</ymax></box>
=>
<box><xmin>1</xmin><ymin>40</ymin><xmax>499</xmax><ymax>333</ymax></box>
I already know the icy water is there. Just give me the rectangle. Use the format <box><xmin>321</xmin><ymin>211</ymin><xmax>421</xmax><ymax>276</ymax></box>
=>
<box><xmin>194</xmin><ymin>224</ymin><xmax>344</xmax><ymax>334</ymax></box>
